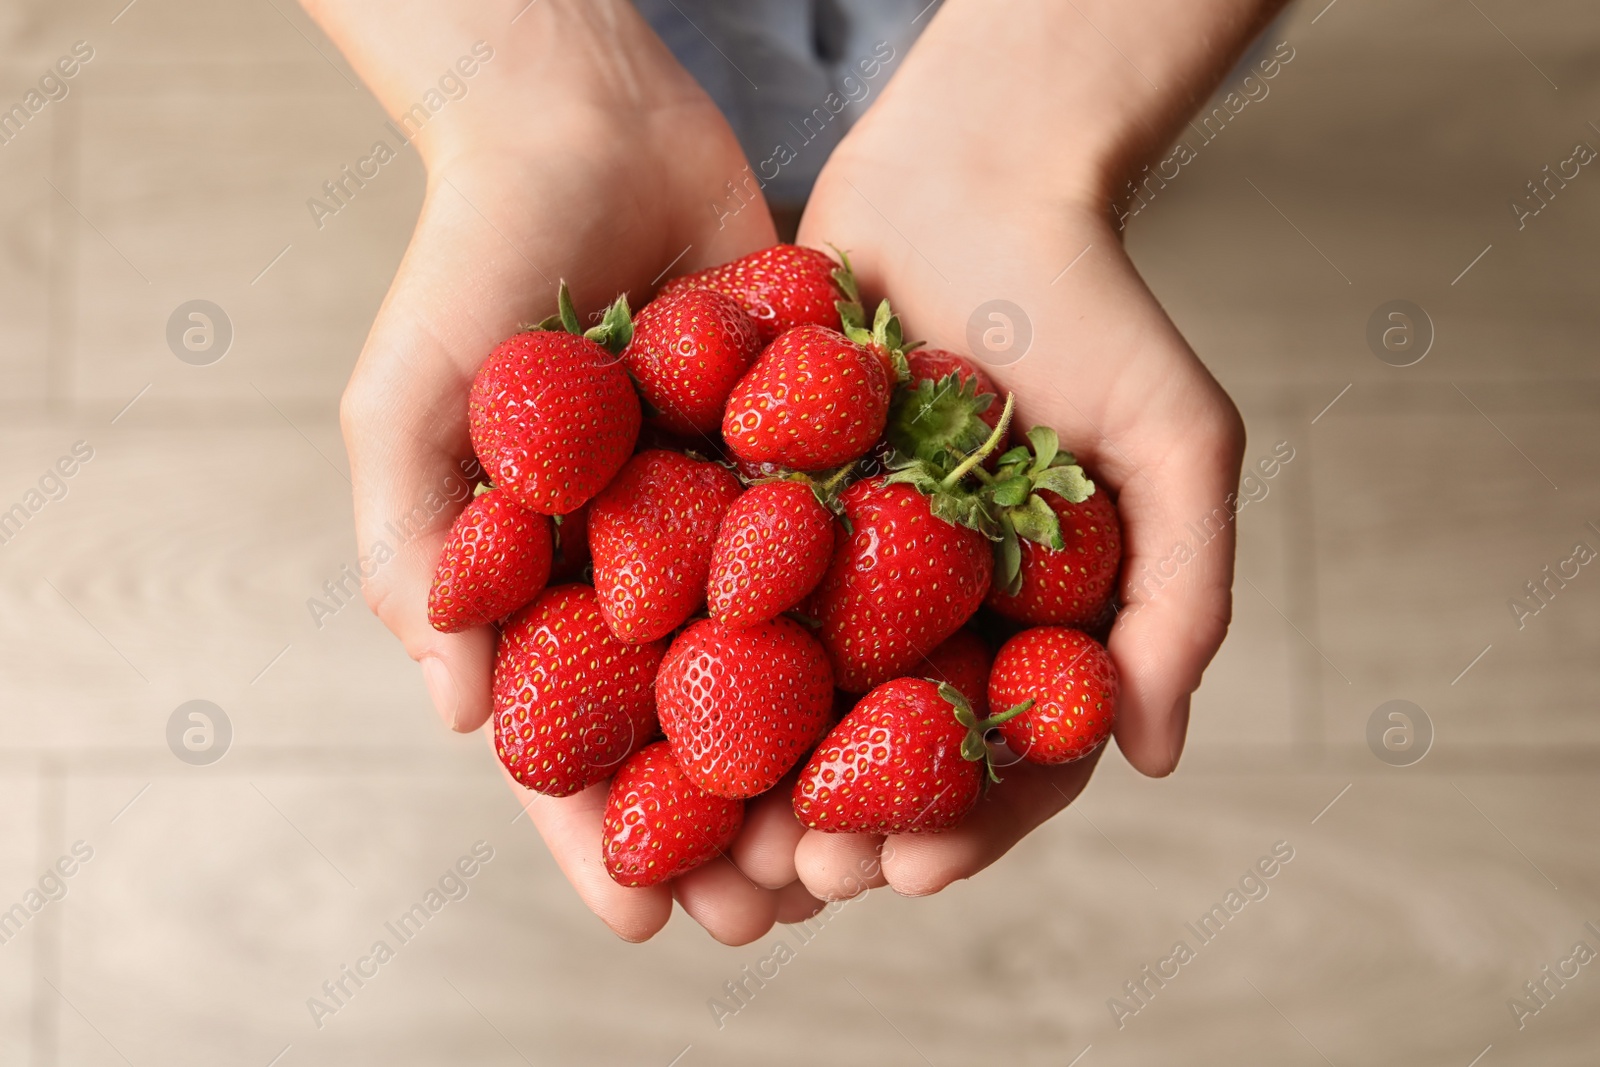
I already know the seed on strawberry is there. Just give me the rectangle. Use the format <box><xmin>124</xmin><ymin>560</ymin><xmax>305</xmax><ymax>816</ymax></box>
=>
<box><xmin>792</xmin><ymin>677</ymin><xmax>1029</xmax><ymax>834</ymax></box>
<box><xmin>468</xmin><ymin>283</ymin><xmax>640</xmax><ymax>515</ymax></box>
<box><xmin>602</xmin><ymin>741</ymin><xmax>745</xmax><ymax>888</ymax></box>
<box><xmin>656</xmin><ymin>617</ymin><xmax>835</xmax><ymax>798</ymax></box>
<box><xmin>987</xmin><ymin>627</ymin><xmax>1117</xmax><ymax>764</ymax></box>
<box><xmin>656</xmin><ymin>244</ymin><xmax>849</xmax><ymax>345</ymax></box>
<box><xmin>706</xmin><ymin>479</ymin><xmax>836</xmax><ymax>628</ymax></box>
<box><xmin>589</xmin><ymin>450</ymin><xmax>743</xmax><ymax>644</ymax></box>
<box><xmin>622</xmin><ymin>287</ymin><xmax>762</xmax><ymax>439</ymax></box>
<box><xmin>919</xmin><ymin>629</ymin><xmax>993</xmax><ymax>717</ymax></box>
<box><xmin>493</xmin><ymin>584</ymin><xmax>666</xmax><ymax>797</ymax></box>
<box><xmin>722</xmin><ymin>325</ymin><xmax>891</xmax><ymax>473</ymax></box>
<box><xmin>983</xmin><ymin>428</ymin><xmax>1122</xmax><ymax>629</ymax></box>
<box><xmin>427</xmin><ymin>487</ymin><xmax>552</xmax><ymax>633</ymax></box>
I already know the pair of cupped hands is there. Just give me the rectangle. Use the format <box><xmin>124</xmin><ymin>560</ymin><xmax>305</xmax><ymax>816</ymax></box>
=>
<box><xmin>321</xmin><ymin>0</ymin><xmax>1244</xmax><ymax>943</ymax></box>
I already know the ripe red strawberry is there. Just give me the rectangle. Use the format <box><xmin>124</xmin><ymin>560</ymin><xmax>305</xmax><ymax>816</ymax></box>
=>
<box><xmin>547</xmin><ymin>502</ymin><xmax>590</xmax><ymax>583</ymax></box>
<box><xmin>657</xmin><ymin>244</ymin><xmax>846</xmax><ymax>345</ymax></box>
<box><xmin>622</xmin><ymin>287</ymin><xmax>761</xmax><ymax>439</ymax></box>
<box><xmin>988</xmin><ymin>627</ymin><xmax>1117</xmax><ymax>764</ymax></box>
<box><xmin>493</xmin><ymin>584</ymin><xmax>666</xmax><ymax>797</ymax></box>
<box><xmin>919</xmin><ymin>629</ymin><xmax>993</xmax><ymax>717</ymax></box>
<box><xmin>814</xmin><ymin>476</ymin><xmax>993</xmax><ymax>692</ymax></box>
<box><xmin>469</xmin><ymin>284</ymin><xmax>640</xmax><ymax>515</ymax></box>
<box><xmin>602</xmin><ymin>741</ymin><xmax>744</xmax><ymax>887</ymax></box>
<box><xmin>984</xmin><ymin>429</ymin><xmax>1121</xmax><ymax>629</ymax></box>
<box><xmin>427</xmin><ymin>487</ymin><xmax>552</xmax><ymax>633</ymax></box>
<box><xmin>792</xmin><ymin>677</ymin><xmax>1027</xmax><ymax>834</ymax></box>
<box><xmin>656</xmin><ymin>617</ymin><xmax>834</xmax><ymax>798</ymax></box>
<box><xmin>722</xmin><ymin>325</ymin><xmax>891</xmax><ymax>472</ymax></box>
<box><xmin>706</xmin><ymin>480</ymin><xmax>835</xmax><ymax>627</ymax></box>
<box><xmin>589</xmin><ymin>450</ymin><xmax>742</xmax><ymax>644</ymax></box>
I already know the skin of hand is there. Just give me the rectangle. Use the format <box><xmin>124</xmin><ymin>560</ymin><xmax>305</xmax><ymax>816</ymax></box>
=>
<box><xmin>770</xmin><ymin>0</ymin><xmax>1282</xmax><ymax>902</ymax></box>
<box><xmin>304</xmin><ymin>0</ymin><xmax>823</xmax><ymax>943</ymax></box>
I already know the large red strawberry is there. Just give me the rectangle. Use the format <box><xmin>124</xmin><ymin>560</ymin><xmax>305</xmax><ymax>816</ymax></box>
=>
<box><xmin>427</xmin><ymin>487</ymin><xmax>552</xmax><ymax>633</ymax></box>
<box><xmin>983</xmin><ymin>428</ymin><xmax>1121</xmax><ymax>629</ymax></box>
<box><xmin>469</xmin><ymin>283</ymin><xmax>640</xmax><ymax>515</ymax></box>
<box><xmin>722</xmin><ymin>325</ymin><xmax>891</xmax><ymax>472</ymax></box>
<box><xmin>813</xmin><ymin>476</ymin><xmax>994</xmax><ymax>692</ymax></box>
<box><xmin>622</xmin><ymin>287</ymin><xmax>761</xmax><ymax>439</ymax></box>
<box><xmin>919</xmin><ymin>628</ymin><xmax>993</xmax><ymax>717</ymax></box>
<box><xmin>602</xmin><ymin>741</ymin><xmax>745</xmax><ymax>888</ymax></box>
<box><xmin>706</xmin><ymin>479</ymin><xmax>835</xmax><ymax>628</ymax></box>
<box><xmin>656</xmin><ymin>617</ymin><xmax>834</xmax><ymax>798</ymax></box>
<box><xmin>493</xmin><ymin>584</ymin><xmax>666</xmax><ymax>797</ymax></box>
<box><xmin>589</xmin><ymin>450</ymin><xmax>742</xmax><ymax>644</ymax></box>
<box><xmin>657</xmin><ymin>244</ymin><xmax>847</xmax><ymax>344</ymax></box>
<box><xmin>792</xmin><ymin>677</ymin><xmax>1028</xmax><ymax>834</ymax></box>
<box><xmin>988</xmin><ymin>627</ymin><xmax>1117</xmax><ymax>764</ymax></box>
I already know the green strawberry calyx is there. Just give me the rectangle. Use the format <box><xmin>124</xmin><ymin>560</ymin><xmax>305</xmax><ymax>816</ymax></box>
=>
<box><xmin>830</xmin><ymin>246</ymin><xmax>915</xmax><ymax>383</ymax></box>
<box><xmin>882</xmin><ymin>371</ymin><xmax>998</xmax><ymax>475</ymax></box>
<box><xmin>940</xmin><ymin>682</ymin><xmax>1034</xmax><ymax>784</ymax></box>
<box><xmin>884</xmin><ymin>392</ymin><xmax>1016</xmax><ymax>534</ymax></box>
<box><xmin>987</xmin><ymin>426</ymin><xmax>1096</xmax><ymax>596</ymax></box>
<box><xmin>534</xmin><ymin>279</ymin><xmax>634</xmax><ymax>357</ymax></box>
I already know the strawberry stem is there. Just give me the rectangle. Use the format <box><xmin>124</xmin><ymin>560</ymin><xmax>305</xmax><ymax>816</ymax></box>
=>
<box><xmin>941</xmin><ymin>392</ymin><xmax>1015</xmax><ymax>488</ymax></box>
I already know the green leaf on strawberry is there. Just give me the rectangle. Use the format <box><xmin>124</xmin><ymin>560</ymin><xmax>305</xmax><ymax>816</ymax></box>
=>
<box><xmin>985</xmin><ymin>425</ymin><xmax>1097</xmax><ymax>595</ymax></box>
<box><xmin>534</xmin><ymin>279</ymin><xmax>634</xmax><ymax>356</ymax></box>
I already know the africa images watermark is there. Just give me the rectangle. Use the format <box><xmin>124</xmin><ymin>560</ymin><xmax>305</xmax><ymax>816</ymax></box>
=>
<box><xmin>305</xmin><ymin>841</ymin><xmax>495</xmax><ymax>1029</ymax></box>
<box><xmin>1507</xmin><ymin>520</ymin><xmax>1598</xmax><ymax>631</ymax></box>
<box><xmin>1121</xmin><ymin>440</ymin><xmax>1295</xmax><ymax>618</ymax></box>
<box><xmin>1114</xmin><ymin>40</ymin><xmax>1297</xmax><ymax>230</ymax></box>
<box><xmin>1107</xmin><ymin>840</ymin><xmax>1296</xmax><ymax>1029</ymax></box>
<box><xmin>0</xmin><ymin>841</ymin><xmax>96</xmax><ymax>948</ymax></box>
<box><xmin>0</xmin><ymin>440</ymin><xmax>95</xmax><ymax>549</ymax></box>
<box><xmin>710</xmin><ymin>40</ymin><xmax>898</xmax><ymax>229</ymax></box>
<box><xmin>306</xmin><ymin>456</ymin><xmax>482</xmax><ymax>629</ymax></box>
<box><xmin>305</xmin><ymin>41</ymin><xmax>495</xmax><ymax>231</ymax></box>
<box><xmin>0</xmin><ymin>40</ymin><xmax>95</xmax><ymax>149</ymax></box>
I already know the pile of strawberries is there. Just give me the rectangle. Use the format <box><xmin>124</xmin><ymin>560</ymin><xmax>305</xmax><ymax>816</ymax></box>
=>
<box><xmin>427</xmin><ymin>245</ymin><xmax>1123</xmax><ymax>888</ymax></box>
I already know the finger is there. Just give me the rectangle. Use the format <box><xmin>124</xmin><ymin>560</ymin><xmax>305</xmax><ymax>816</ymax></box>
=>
<box><xmin>774</xmin><ymin>880</ymin><xmax>825</xmax><ymax>925</ymax></box>
<box><xmin>729</xmin><ymin>778</ymin><xmax>807</xmax><ymax>890</ymax></box>
<box><xmin>879</xmin><ymin>753</ymin><xmax>1100</xmax><ymax>897</ymax></box>
<box><xmin>672</xmin><ymin>858</ymin><xmax>780</xmax><ymax>946</ymax></box>
<box><xmin>499</xmin><ymin>757</ymin><xmax>673</xmax><ymax>943</ymax></box>
<box><xmin>793</xmin><ymin>831</ymin><xmax>888</xmax><ymax>901</ymax></box>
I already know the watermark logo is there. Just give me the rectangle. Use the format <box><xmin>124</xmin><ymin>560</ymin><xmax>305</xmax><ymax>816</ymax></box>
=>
<box><xmin>167</xmin><ymin>300</ymin><xmax>233</xmax><ymax>366</ymax></box>
<box><xmin>167</xmin><ymin>700</ymin><xmax>232</xmax><ymax>766</ymax></box>
<box><xmin>1365</xmin><ymin>300</ymin><xmax>1432</xmax><ymax>367</ymax></box>
<box><xmin>1366</xmin><ymin>700</ymin><xmax>1431</xmax><ymax>767</ymax></box>
<box><xmin>965</xmin><ymin>299</ymin><xmax>1032</xmax><ymax>367</ymax></box>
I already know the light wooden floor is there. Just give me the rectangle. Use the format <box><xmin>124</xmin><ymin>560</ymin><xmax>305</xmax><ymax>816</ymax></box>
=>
<box><xmin>2</xmin><ymin>0</ymin><xmax>1598</xmax><ymax>1063</ymax></box>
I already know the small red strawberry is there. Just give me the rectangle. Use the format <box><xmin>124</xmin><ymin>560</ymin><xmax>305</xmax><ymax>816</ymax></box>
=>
<box><xmin>589</xmin><ymin>450</ymin><xmax>743</xmax><ymax>644</ymax></box>
<box><xmin>493</xmin><ymin>584</ymin><xmax>666</xmax><ymax>797</ymax></box>
<box><xmin>988</xmin><ymin>627</ymin><xmax>1117</xmax><ymax>764</ymax></box>
<box><xmin>427</xmin><ymin>487</ymin><xmax>552</xmax><ymax>633</ymax></box>
<box><xmin>983</xmin><ymin>428</ymin><xmax>1122</xmax><ymax>629</ymax></box>
<box><xmin>722</xmin><ymin>325</ymin><xmax>892</xmax><ymax>472</ymax></box>
<box><xmin>706</xmin><ymin>479</ymin><xmax>836</xmax><ymax>627</ymax></box>
<box><xmin>814</xmin><ymin>475</ymin><xmax>994</xmax><ymax>692</ymax></box>
<box><xmin>469</xmin><ymin>283</ymin><xmax>640</xmax><ymax>515</ymax></box>
<box><xmin>792</xmin><ymin>677</ymin><xmax>1028</xmax><ymax>834</ymax></box>
<box><xmin>919</xmin><ymin>629</ymin><xmax>993</xmax><ymax>717</ymax></box>
<box><xmin>656</xmin><ymin>617</ymin><xmax>834</xmax><ymax>798</ymax></box>
<box><xmin>547</xmin><ymin>502</ymin><xmax>591</xmax><ymax>583</ymax></box>
<box><xmin>622</xmin><ymin>287</ymin><xmax>761</xmax><ymax>439</ymax></box>
<box><xmin>657</xmin><ymin>244</ymin><xmax>847</xmax><ymax>344</ymax></box>
<box><xmin>602</xmin><ymin>741</ymin><xmax>745</xmax><ymax>888</ymax></box>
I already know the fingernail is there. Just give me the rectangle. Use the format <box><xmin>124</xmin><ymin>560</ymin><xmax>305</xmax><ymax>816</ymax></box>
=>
<box><xmin>1166</xmin><ymin>692</ymin><xmax>1192</xmax><ymax>771</ymax></box>
<box><xmin>421</xmin><ymin>656</ymin><xmax>459</xmax><ymax>730</ymax></box>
